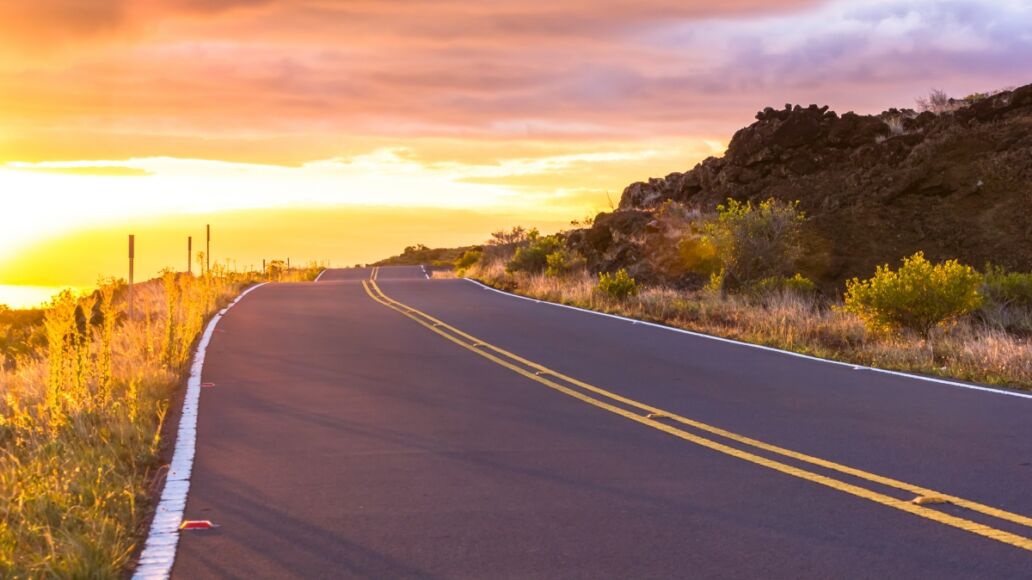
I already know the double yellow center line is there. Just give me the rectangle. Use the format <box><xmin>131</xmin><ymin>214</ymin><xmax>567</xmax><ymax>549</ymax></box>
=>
<box><xmin>362</xmin><ymin>276</ymin><xmax>1032</xmax><ymax>552</ymax></box>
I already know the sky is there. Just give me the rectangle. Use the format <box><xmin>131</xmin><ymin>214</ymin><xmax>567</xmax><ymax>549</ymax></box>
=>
<box><xmin>1</xmin><ymin>0</ymin><xmax>1030</xmax><ymax>306</ymax></box>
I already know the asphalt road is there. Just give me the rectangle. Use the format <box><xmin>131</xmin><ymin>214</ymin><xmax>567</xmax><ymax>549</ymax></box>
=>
<box><xmin>171</xmin><ymin>266</ymin><xmax>1032</xmax><ymax>579</ymax></box>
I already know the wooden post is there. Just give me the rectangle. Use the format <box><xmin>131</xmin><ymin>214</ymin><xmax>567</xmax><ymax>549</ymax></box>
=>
<box><xmin>128</xmin><ymin>235</ymin><xmax>135</xmax><ymax>320</ymax></box>
<box><xmin>206</xmin><ymin>224</ymin><xmax>211</xmax><ymax>274</ymax></box>
<box><xmin>188</xmin><ymin>236</ymin><xmax>193</xmax><ymax>275</ymax></box>
<box><xmin>262</xmin><ymin>258</ymin><xmax>266</xmax><ymax>275</ymax></box>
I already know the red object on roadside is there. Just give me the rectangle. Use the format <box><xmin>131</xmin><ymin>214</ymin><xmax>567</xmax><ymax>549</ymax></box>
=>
<box><xmin>202</xmin><ymin>382</ymin><xmax>216</xmax><ymax>388</ymax></box>
<box><xmin>179</xmin><ymin>520</ymin><xmax>219</xmax><ymax>530</ymax></box>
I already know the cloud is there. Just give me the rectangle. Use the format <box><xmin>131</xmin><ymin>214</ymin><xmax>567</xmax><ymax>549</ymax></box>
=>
<box><xmin>1</xmin><ymin>0</ymin><xmax>1029</xmax><ymax>169</ymax></box>
<box><xmin>664</xmin><ymin>0</ymin><xmax>1032</xmax><ymax>100</ymax></box>
<box><xmin>0</xmin><ymin>1</ymin><xmax>129</xmax><ymax>48</ymax></box>
<box><xmin>4</xmin><ymin>162</ymin><xmax>152</xmax><ymax>177</ymax></box>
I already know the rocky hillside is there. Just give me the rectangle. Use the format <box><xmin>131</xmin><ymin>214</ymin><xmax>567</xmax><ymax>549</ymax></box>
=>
<box><xmin>573</xmin><ymin>83</ymin><xmax>1032</xmax><ymax>290</ymax></box>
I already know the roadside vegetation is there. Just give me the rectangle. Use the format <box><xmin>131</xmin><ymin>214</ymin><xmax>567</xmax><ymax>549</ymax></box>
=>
<box><xmin>0</xmin><ymin>260</ymin><xmax>322</xmax><ymax>577</ymax></box>
<box><xmin>460</xmin><ymin>201</ymin><xmax>1032</xmax><ymax>390</ymax></box>
<box><xmin>375</xmin><ymin>244</ymin><xmax>479</xmax><ymax>267</ymax></box>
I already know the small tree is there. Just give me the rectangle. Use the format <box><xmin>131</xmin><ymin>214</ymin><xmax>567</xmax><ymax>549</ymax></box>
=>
<box><xmin>596</xmin><ymin>269</ymin><xmax>638</xmax><ymax>300</ymax></box>
<box><xmin>706</xmin><ymin>197</ymin><xmax>805</xmax><ymax>294</ymax></box>
<box><xmin>981</xmin><ymin>265</ymin><xmax>1032</xmax><ymax>308</ymax></box>
<box><xmin>485</xmin><ymin>226</ymin><xmax>533</xmax><ymax>260</ymax></box>
<box><xmin>843</xmin><ymin>252</ymin><xmax>983</xmax><ymax>336</ymax></box>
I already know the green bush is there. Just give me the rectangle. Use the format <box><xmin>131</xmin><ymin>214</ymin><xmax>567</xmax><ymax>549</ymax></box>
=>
<box><xmin>982</xmin><ymin>265</ymin><xmax>1032</xmax><ymax>308</ymax></box>
<box><xmin>506</xmin><ymin>233</ymin><xmax>562</xmax><ymax>274</ymax></box>
<box><xmin>454</xmin><ymin>249</ymin><xmax>483</xmax><ymax>273</ymax></box>
<box><xmin>753</xmin><ymin>273</ymin><xmax>817</xmax><ymax>296</ymax></box>
<box><xmin>545</xmin><ymin>248</ymin><xmax>585</xmax><ymax>278</ymax></box>
<box><xmin>843</xmin><ymin>252</ymin><xmax>983</xmax><ymax>336</ymax></box>
<box><xmin>705</xmin><ymin>197</ymin><xmax>805</xmax><ymax>293</ymax></box>
<box><xmin>676</xmin><ymin>235</ymin><xmax>721</xmax><ymax>275</ymax></box>
<box><xmin>596</xmin><ymin>269</ymin><xmax>638</xmax><ymax>300</ymax></box>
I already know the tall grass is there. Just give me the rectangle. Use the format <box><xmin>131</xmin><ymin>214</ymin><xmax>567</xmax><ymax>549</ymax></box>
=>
<box><xmin>0</xmin><ymin>262</ymin><xmax>321</xmax><ymax>576</ymax></box>
<box><xmin>466</xmin><ymin>260</ymin><xmax>1032</xmax><ymax>390</ymax></box>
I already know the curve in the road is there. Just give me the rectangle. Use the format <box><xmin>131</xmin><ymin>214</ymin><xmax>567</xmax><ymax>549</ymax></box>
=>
<box><xmin>364</xmin><ymin>277</ymin><xmax>1032</xmax><ymax>554</ymax></box>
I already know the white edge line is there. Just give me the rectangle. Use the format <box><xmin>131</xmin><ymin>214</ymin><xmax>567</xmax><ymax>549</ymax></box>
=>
<box><xmin>421</xmin><ymin>265</ymin><xmax>430</xmax><ymax>280</ymax></box>
<box><xmin>314</xmin><ymin>269</ymin><xmax>327</xmax><ymax>282</ymax></box>
<box><xmin>462</xmin><ymin>278</ymin><xmax>1032</xmax><ymax>401</ymax></box>
<box><xmin>133</xmin><ymin>282</ymin><xmax>269</xmax><ymax>580</ymax></box>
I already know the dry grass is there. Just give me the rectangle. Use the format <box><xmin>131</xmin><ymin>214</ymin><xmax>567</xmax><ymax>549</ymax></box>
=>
<box><xmin>0</xmin><ymin>263</ymin><xmax>321</xmax><ymax>577</ymax></box>
<box><xmin>466</xmin><ymin>260</ymin><xmax>1032</xmax><ymax>390</ymax></box>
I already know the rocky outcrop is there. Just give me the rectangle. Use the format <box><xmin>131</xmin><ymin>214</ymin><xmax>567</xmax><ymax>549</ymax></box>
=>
<box><xmin>584</xmin><ymin>83</ymin><xmax>1032</xmax><ymax>288</ymax></box>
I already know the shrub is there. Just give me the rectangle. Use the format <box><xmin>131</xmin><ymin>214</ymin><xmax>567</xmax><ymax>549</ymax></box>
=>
<box><xmin>454</xmin><ymin>249</ymin><xmax>483</xmax><ymax>273</ymax></box>
<box><xmin>884</xmin><ymin>116</ymin><xmax>906</xmax><ymax>136</ymax></box>
<box><xmin>916</xmin><ymin>89</ymin><xmax>961</xmax><ymax>114</ymax></box>
<box><xmin>705</xmin><ymin>197</ymin><xmax>805</xmax><ymax>293</ymax></box>
<box><xmin>843</xmin><ymin>252</ymin><xmax>983</xmax><ymax>336</ymax></box>
<box><xmin>641</xmin><ymin>201</ymin><xmax>711</xmax><ymax>278</ymax></box>
<box><xmin>545</xmin><ymin>248</ymin><xmax>584</xmax><ymax>278</ymax></box>
<box><xmin>982</xmin><ymin>265</ymin><xmax>1032</xmax><ymax>308</ymax></box>
<box><xmin>782</xmin><ymin>273</ymin><xmax>817</xmax><ymax>295</ymax></box>
<box><xmin>753</xmin><ymin>273</ymin><xmax>817</xmax><ymax>297</ymax></box>
<box><xmin>676</xmin><ymin>235</ymin><xmax>721</xmax><ymax>276</ymax></box>
<box><xmin>506</xmin><ymin>233</ymin><xmax>562</xmax><ymax>274</ymax></box>
<box><xmin>596</xmin><ymin>269</ymin><xmax>638</xmax><ymax>300</ymax></box>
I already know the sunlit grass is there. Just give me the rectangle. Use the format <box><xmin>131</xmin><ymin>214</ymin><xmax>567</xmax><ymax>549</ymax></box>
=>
<box><xmin>466</xmin><ymin>260</ymin><xmax>1032</xmax><ymax>390</ymax></box>
<box><xmin>0</xmin><ymin>262</ymin><xmax>322</xmax><ymax>577</ymax></box>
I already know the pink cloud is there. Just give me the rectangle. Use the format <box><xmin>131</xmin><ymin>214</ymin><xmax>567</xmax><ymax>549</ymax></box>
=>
<box><xmin>2</xmin><ymin>0</ymin><xmax>1029</xmax><ymax>165</ymax></box>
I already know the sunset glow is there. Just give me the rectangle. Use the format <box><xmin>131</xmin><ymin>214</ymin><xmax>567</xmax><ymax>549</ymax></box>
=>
<box><xmin>2</xmin><ymin>0</ymin><xmax>1030</xmax><ymax>306</ymax></box>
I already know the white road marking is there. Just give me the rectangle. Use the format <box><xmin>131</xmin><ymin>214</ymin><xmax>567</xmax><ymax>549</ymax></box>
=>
<box><xmin>463</xmin><ymin>278</ymin><xmax>1032</xmax><ymax>401</ymax></box>
<box><xmin>314</xmin><ymin>269</ymin><xmax>327</xmax><ymax>282</ymax></box>
<box><xmin>421</xmin><ymin>265</ymin><xmax>430</xmax><ymax>279</ymax></box>
<box><xmin>133</xmin><ymin>283</ymin><xmax>268</xmax><ymax>580</ymax></box>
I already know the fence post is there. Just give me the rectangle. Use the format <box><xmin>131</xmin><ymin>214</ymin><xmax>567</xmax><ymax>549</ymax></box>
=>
<box><xmin>128</xmin><ymin>235</ymin><xmax>135</xmax><ymax>320</ymax></box>
<box><xmin>206</xmin><ymin>224</ymin><xmax>211</xmax><ymax>274</ymax></box>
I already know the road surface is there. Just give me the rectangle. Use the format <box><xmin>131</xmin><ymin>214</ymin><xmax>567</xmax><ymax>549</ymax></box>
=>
<box><xmin>170</xmin><ymin>266</ymin><xmax>1032</xmax><ymax>578</ymax></box>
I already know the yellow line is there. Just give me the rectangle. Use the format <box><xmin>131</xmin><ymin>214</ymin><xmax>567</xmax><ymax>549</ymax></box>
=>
<box><xmin>367</xmin><ymin>280</ymin><xmax>1032</xmax><ymax>530</ymax></box>
<box><xmin>363</xmin><ymin>279</ymin><xmax>1032</xmax><ymax>553</ymax></box>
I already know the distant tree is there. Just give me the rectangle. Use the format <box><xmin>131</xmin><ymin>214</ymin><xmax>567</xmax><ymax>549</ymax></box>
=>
<box><xmin>485</xmin><ymin>226</ymin><xmax>534</xmax><ymax>260</ymax></box>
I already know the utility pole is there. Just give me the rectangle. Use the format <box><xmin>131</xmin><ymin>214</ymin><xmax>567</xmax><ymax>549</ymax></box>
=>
<box><xmin>187</xmin><ymin>236</ymin><xmax>193</xmax><ymax>275</ymax></box>
<box><xmin>206</xmin><ymin>224</ymin><xmax>211</xmax><ymax>274</ymax></box>
<box><xmin>262</xmin><ymin>258</ymin><xmax>266</xmax><ymax>274</ymax></box>
<box><xmin>128</xmin><ymin>235</ymin><xmax>135</xmax><ymax>320</ymax></box>
<box><xmin>287</xmin><ymin>257</ymin><xmax>291</xmax><ymax>270</ymax></box>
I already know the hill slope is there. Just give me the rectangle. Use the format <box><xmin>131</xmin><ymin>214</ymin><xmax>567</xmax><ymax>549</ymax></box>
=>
<box><xmin>575</xmin><ymin>84</ymin><xmax>1032</xmax><ymax>288</ymax></box>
